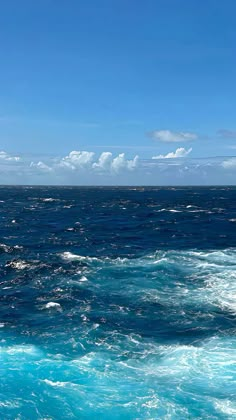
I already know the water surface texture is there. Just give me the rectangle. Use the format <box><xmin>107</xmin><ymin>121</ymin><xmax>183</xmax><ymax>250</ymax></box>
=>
<box><xmin>0</xmin><ymin>186</ymin><xmax>236</xmax><ymax>419</ymax></box>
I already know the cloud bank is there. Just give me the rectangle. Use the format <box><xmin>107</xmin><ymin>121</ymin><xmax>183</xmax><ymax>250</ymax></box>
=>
<box><xmin>0</xmin><ymin>149</ymin><xmax>235</xmax><ymax>185</ymax></box>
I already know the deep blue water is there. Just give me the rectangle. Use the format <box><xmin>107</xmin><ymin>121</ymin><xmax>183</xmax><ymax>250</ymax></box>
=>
<box><xmin>0</xmin><ymin>186</ymin><xmax>236</xmax><ymax>419</ymax></box>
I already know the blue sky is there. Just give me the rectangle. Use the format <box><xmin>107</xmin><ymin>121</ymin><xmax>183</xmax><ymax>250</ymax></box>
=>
<box><xmin>0</xmin><ymin>0</ymin><xmax>236</xmax><ymax>184</ymax></box>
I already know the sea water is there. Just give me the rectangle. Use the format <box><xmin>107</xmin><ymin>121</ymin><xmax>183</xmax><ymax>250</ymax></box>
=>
<box><xmin>0</xmin><ymin>186</ymin><xmax>235</xmax><ymax>419</ymax></box>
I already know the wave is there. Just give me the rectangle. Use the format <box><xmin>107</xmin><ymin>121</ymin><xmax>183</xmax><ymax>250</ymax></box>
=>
<box><xmin>0</xmin><ymin>336</ymin><xmax>235</xmax><ymax>418</ymax></box>
<box><xmin>0</xmin><ymin>243</ymin><xmax>23</xmax><ymax>254</ymax></box>
<box><xmin>5</xmin><ymin>260</ymin><xmax>33</xmax><ymax>270</ymax></box>
<box><xmin>1</xmin><ymin>247</ymin><xmax>235</xmax><ymax>418</ymax></box>
<box><xmin>57</xmin><ymin>248</ymin><xmax>236</xmax><ymax>316</ymax></box>
<box><xmin>60</xmin><ymin>251</ymin><xmax>100</xmax><ymax>263</ymax></box>
<box><xmin>40</xmin><ymin>198</ymin><xmax>61</xmax><ymax>202</ymax></box>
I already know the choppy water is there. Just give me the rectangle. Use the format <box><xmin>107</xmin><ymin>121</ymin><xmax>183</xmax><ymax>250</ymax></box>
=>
<box><xmin>0</xmin><ymin>186</ymin><xmax>236</xmax><ymax>419</ymax></box>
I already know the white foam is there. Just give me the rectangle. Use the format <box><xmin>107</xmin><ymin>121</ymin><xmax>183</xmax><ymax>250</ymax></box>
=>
<box><xmin>45</xmin><ymin>302</ymin><xmax>62</xmax><ymax>310</ymax></box>
<box><xmin>6</xmin><ymin>260</ymin><xmax>31</xmax><ymax>270</ymax></box>
<box><xmin>61</xmin><ymin>252</ymin><xmax>98</xmax><ymax>263</ymax></box>
<box><xmin>43</xmin><ymin>379</ymin><xmax>69</xmax><ymax>387</ymax></box>
<box><xmin>156</xmin><ymin>208</ymin><xmax>182</xmax><ymax>213</ymax></box>
<box><xmin>0</xmin><ymin>400</ymin><xmax>21</xmax><ymax>408</ymax></box>
<box><xmin>41</xmin><ymin>198</ymin><xmax>59</xmax><ymax>202</ymax></box>
<box><xmin>204</xmin><ymin>271</ymin><xmax>236</xmax><ymax>313</ymax></box>
<box><xmin>0</xmin><ymin>345</ymin><xmax>40</xmax><ymax>356</ymax></box>
<box><xmin>117</xmin><ymin>336</ymin><xmax>236</xmax><ymax>388</ymax></box>
<box><xmin>213</xmin><ymin>399</ymin><xmax>236</xmax><ymax>416</ymax></box>
<box><xmin>79</xmin><ymin>276</ymin><xmax>88</xmax><ymax>282</ymax></box>
<box><xmin>0</xmin><ymin>243</ymin><xmax>11</xmax><ymax>253</ymax></box>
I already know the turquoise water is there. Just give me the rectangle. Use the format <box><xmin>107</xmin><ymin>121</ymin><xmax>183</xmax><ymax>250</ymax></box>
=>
<box><xmin>0</xmin><ymin>187</ymin><xmax>235</xmax><ymax>419</ymax></box>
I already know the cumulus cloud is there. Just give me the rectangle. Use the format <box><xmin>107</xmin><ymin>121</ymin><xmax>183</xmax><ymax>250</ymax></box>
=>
<box><xmin>152</xmin><ymin>147</ymin><xmax>192</xmax><ymax>159</ymax></box>
<box><xmin>0</xmin><ymin>151</ymin><xmax>20</xmax><ymax>161</ymax></box>
<box><xmin>59</xmin><ymin>151</ymin><xmax>95</xmax><ymax>170</ymax></box>
<box><xmin>92</xmin><ymin>152</ymin><xmax>113</xmax><ymax>171</ymax></box>
<box><xmin>29</xmin><ymin>150</ymin><xmax>139</xmax><ymax>175</ymax></box>
<box><xmin>149</xmin><ymin>130</ymin><xmax>197</xmax><ymax>143</ymax></box>
<box><xmin>217</xmin><ymin>129</ymin><xmax>236</xmax><ymax>139</ymax></box>
<box><xmin>111</xmin><ymin>153</ymin><xmax>139</xmax><ymax>173</ymax></box>
<box><xmin>57</xmin><ymin>151</ymin><xmax>139</xmax><ymax>174</ymax></box>
<box><xmin>221</xmin><ymin>158</ymin><xmax>236</xmax><ymax>169</ymax></box>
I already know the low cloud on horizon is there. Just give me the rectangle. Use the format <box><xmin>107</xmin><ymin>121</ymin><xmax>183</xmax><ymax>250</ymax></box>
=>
<box><xmin>152</xmin><ymin>147</ymin><xmax>192</xmax><ymax>159</ymax></box>
<box><xmin>0</xmin><ymin>149</ymin><xmax>236</xmax><ymax>185</ymax></box>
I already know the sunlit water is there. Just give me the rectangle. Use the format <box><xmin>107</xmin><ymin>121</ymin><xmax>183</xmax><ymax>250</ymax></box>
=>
<box><xmin>0</xmin><ymin>186</ymin><xmax>235</xmax><ymax>419</ymax></box>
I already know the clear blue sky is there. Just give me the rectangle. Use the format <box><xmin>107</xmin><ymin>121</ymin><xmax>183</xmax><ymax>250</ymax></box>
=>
<box><xmin>0</xmin><ymin>0</ymin><xmax>236</xmax><ymax>184</ymax></box>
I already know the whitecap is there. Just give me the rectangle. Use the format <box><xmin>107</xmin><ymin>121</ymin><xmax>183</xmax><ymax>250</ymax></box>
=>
<box><xmin>41</xmin><ymin>198</ymin><xmax>59</xmax><ymax>202</ymax></box>
<box><xmin>156</xmin><ymin>208</ymin><xmax>182</xmax><ymax>213</ymax></box>
<box><xmin>42</xmin><ymin>379</ymin><xmax>78</xmax><ymax>388</ymax></box>
<box><xmin>42</xmin><ymin>379</ymin><xmax>70</xmax><ymax>387</ymax></box>
<box><xmin>79</xmin><ymin>276</ymin><xmax>88</xmax><ymax>282</ymax></box>
<box><xmin>6</xmin><ymin>260</ymin><xmax>31</xmax><ymax>270</ymax></box>
<box><xmin>60</xmin><ymin>251</ymin><xmax>98</xmax><ymax>263</ymax></box>
<box><xmin>44</xmin><ymin>302</ymin><xmax>62</xmax><ymax>310</ymax></box>
<box><xmin>0</xmin><ymin>243</ymin><xmax>11</xmax><ymax>253</ymax></box>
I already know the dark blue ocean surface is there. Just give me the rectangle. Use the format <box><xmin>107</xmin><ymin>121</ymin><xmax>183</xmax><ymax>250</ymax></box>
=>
<box><xmin>0</xmin><ymin>186</ymin><xmax>235</xmax><ymax>419</ymax></box>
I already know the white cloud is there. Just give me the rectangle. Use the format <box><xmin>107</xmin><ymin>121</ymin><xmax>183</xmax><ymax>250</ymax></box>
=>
<box><xmin>58</xmin><ymin>151</ymin><xmax>139</xmax><ymax>174</ymax></box>
<box><xmin>30</xmin><ymin>161</ymin><xmax>52</xmax><ymax>172</ymax></box>
<box><xmin>92</xmin><ymin>152</ymin><xmax>113</xmax><ymax>171</ymax></box>
<box><xmin>111</xmin><ymin>153</ymin><xmax>139</xmax><ymax>174</ymax></box>
<box><xmin>221</xmin><ymin>158</ymin><xmax>236</xmax><ymax>169</ymax></box>
<box><xmin>150</xmin><ymin>130</ymin><xmax>197</xmax><ymax>143</ymax></box>
<box><xmin>59</xmin><ymin>151</ymin><xmax>95</xmax><ymax>170</ymax></box>
<box><xmin>1</xmin><ymin>149</ymin><xmax>236</xmax><ymax>185</ymax></box>
<box><xmin>152</xmin><ymin>147</ymin><xmax>192</xmax><ymax>159</ymax></box>
<box><xmin>0</xmin><ymin>151</ymin><xmax>20</xmax><ymax>161</ymax></box>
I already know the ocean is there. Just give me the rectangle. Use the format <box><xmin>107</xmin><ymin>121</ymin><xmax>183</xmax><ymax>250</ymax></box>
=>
<box><xmin>0</xmin><ymin>186</ymin><xmax>235</xmax><ymax>419</ymax></box>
